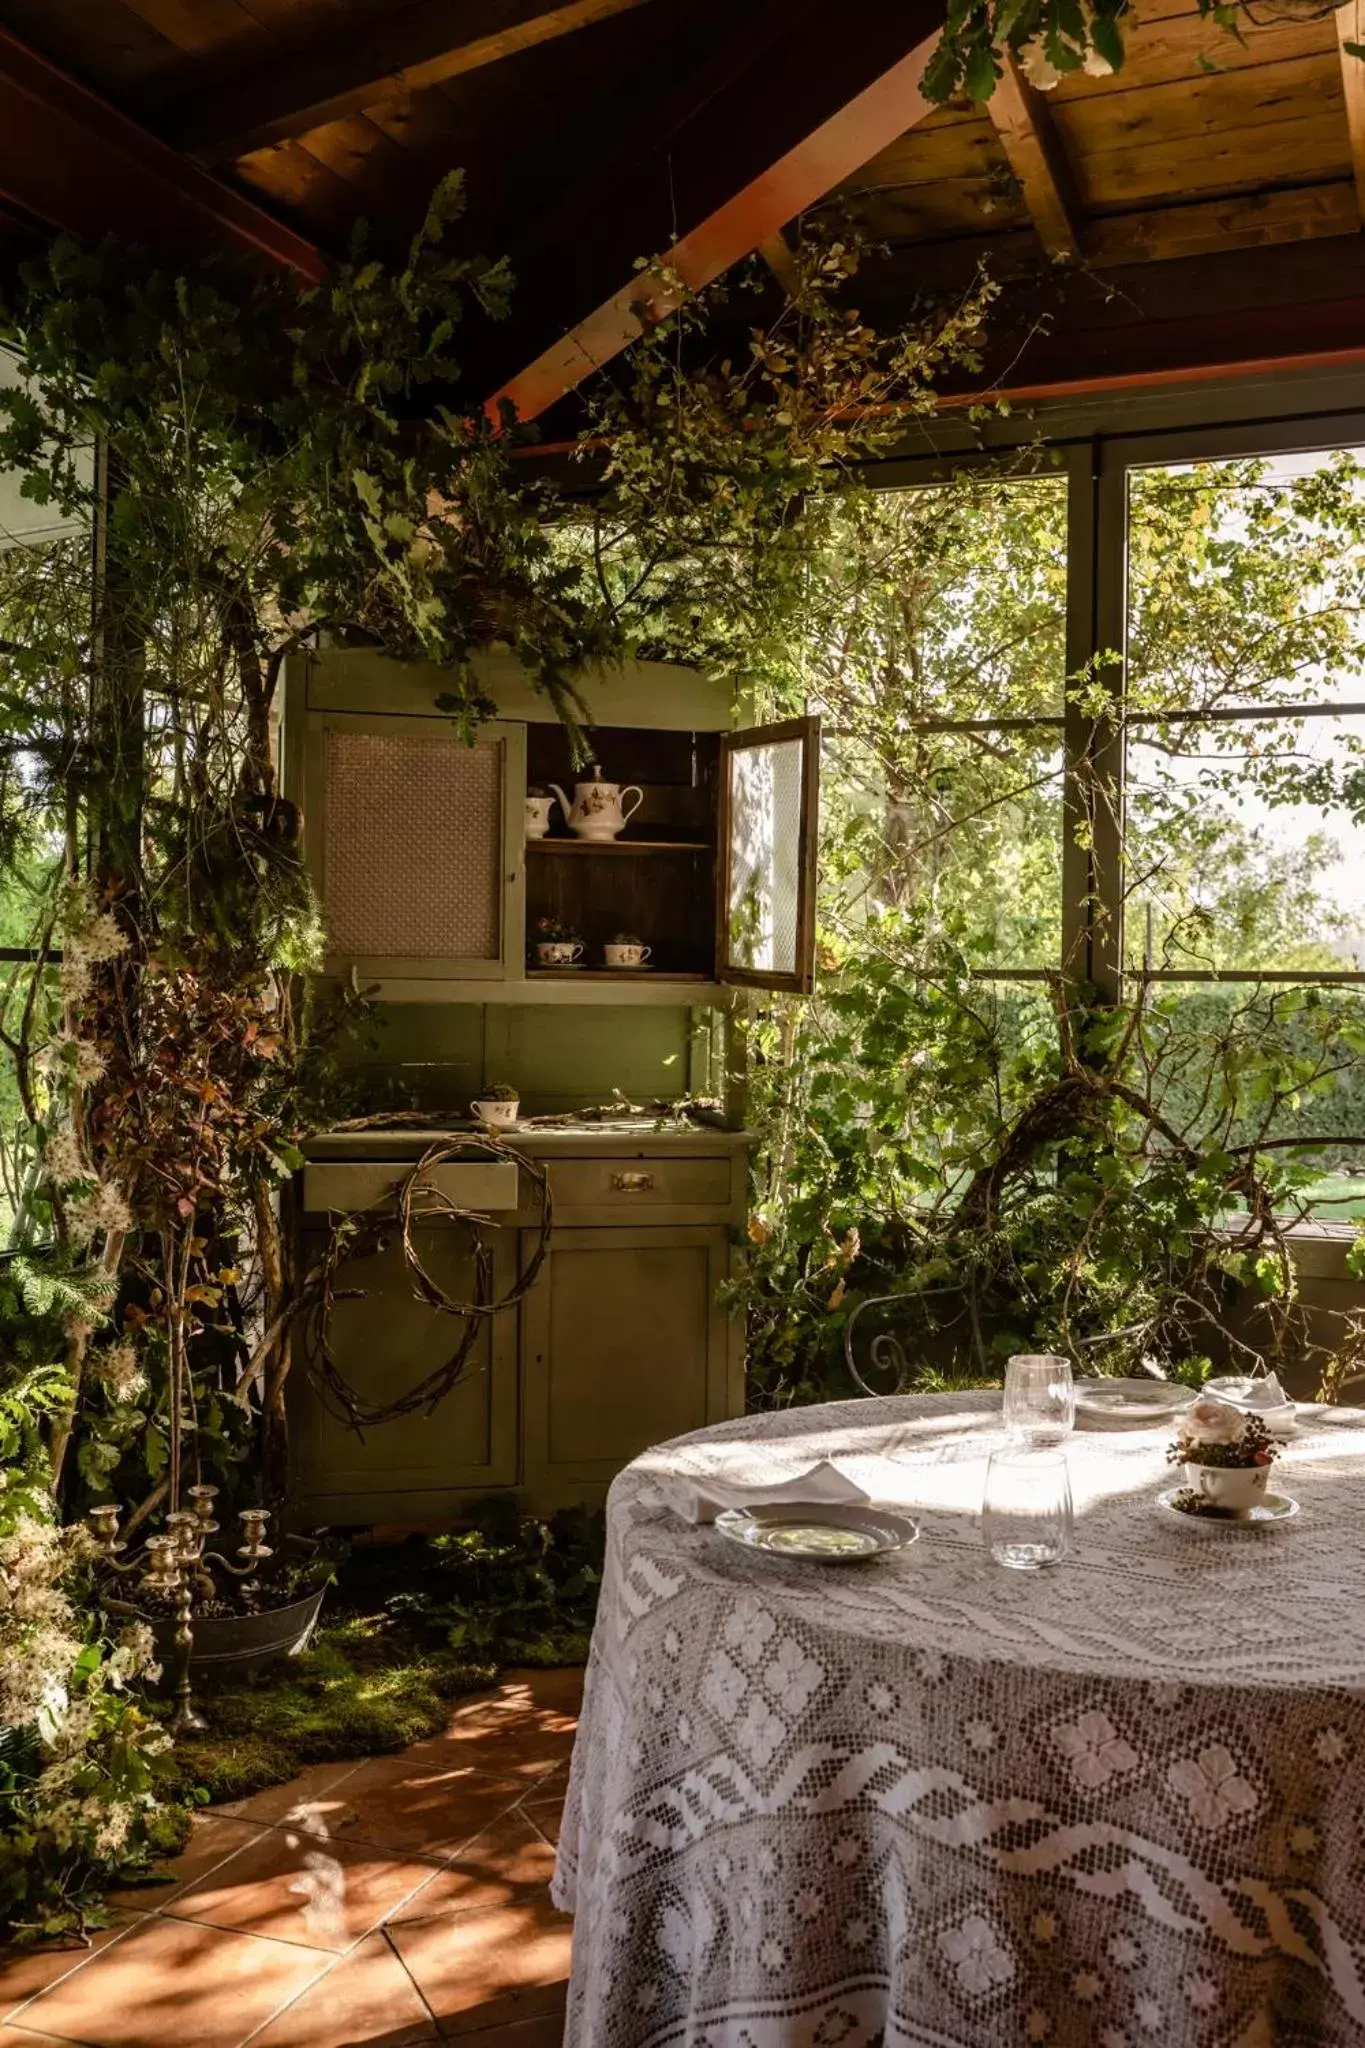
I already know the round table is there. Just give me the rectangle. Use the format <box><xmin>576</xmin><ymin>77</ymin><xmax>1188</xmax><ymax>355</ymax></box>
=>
<box><xmin>555</xmin><ymin>1391</ymin><xmax>1365</xmax><ymax>2047</ymax></box>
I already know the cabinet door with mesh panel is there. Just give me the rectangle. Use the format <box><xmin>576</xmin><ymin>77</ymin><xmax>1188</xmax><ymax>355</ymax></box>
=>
<box><xmin>305</xmin><ymin>712</ymin><xmax>526</xmax><ymax>982</ymax></box>
<box><xmin>717</xmin><ymin>716</ymin><xmax>820</xmax><ymax>994</ymax></box>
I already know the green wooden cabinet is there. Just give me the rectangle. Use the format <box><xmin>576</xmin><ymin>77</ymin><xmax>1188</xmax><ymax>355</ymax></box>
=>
<box><xmin>289</xmin><ymin>1218</ymin><xmax>520</xmax><ymax>1523</ymax></box>
<box><xmin>279</xmin><ymin>646</ymin><xmax>813</xmax><ymax>1521</ymax></box>
<box><xmin>286</xmin><ymin>646</ymin><xmax>820</xmax><ymax>1005</ymax></box>
<box><xmin>519</xmin><ymin>1224</ymin><xmax>738</xmax><ymax>1511</ymax></box>
<box><xmin>288</xmin><ymin>1132</ymin><xmax>748</xmax><ymax>1522</ymax></box>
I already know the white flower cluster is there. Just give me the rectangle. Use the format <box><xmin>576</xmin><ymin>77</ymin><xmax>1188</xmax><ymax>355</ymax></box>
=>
<box><xmin>91</xmin><ymin>1341</ymin><xmax>147</xmax><ymax>1403</ymax></box>
<box><xmin>1017</xmin><ymin>9</ymin><xmax>1114</xmax><ymax>92</ymax></box>
<box><xmin>37</xmin><ymin>1032</ymin><xmax>107</xmax><ymax>1088</ymax></box>
<box><xmin>1</xmin><ymin>1510</ymin><xmax>167</xmax><ymax>1876</ymax></box>
<box><xmin>43</xmin><ymin>1123</ymin><xmax>91</xmax><ymax>1188</ymax></box>
<box><xmin>0</xmin><ymin>1516</ymin><xmax>85</xmax><ymax>1726</ymax></box>
<box><xmin>59</xmin><ymin>902</ymin><xmax>131</xmax><ymax>1004</ymax></box>
<box><xmin>67</xmin><ymin>1180</ymin><xmax>134</xmax><ymax>1247</ymax></box>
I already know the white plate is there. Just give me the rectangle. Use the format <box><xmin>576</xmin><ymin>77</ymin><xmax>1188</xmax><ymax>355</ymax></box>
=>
<box><xmin>1156</xmin><ymin>1486</ymin><xmax>1300</xmax><ymax>1533</ymax></box>
<box><xmin>1074</xmin><ymin>1378</ymin><xmax>1196</xmax><ymax>1423</ymax></box>
<box><xmin>714</xmin><ymin>1501</ymin><xmax>920</xmax><ymax>1562</ymax></box>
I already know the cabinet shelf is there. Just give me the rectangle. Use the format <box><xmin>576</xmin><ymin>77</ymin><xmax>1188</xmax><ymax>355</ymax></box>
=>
<box><xmin>526</xmin><ymin>838</ymin><xmax>711</xmax><ymax>855</ymax></box>
<box><xmin>526</xmin><ymin>967</ymin><xmax>713</xmax><ymax>983</ymax></box>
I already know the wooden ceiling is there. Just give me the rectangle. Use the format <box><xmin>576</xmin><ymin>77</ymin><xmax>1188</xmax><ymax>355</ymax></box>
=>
<box><xmin>0</xmin><ymin>0</ymin><xmax>1364</xmax><ymax>421</ymax></box>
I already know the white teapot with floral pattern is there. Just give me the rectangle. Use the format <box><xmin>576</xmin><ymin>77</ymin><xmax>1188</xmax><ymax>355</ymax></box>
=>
<box><xmin>548</xmin><ymin>763</ymin><xmax>643</xmax><ymax>842</ymax></box>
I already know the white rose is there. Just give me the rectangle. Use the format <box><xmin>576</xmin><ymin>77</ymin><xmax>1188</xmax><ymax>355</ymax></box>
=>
<box><xmin>1181</xmin><ymin>1399</ymin><xmax>1244</xmax><ymax>1449</ymax></box>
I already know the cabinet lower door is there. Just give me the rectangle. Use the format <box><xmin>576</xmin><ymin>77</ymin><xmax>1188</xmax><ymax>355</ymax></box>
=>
<box><xmin>521</xmin><ymin>1225</ymin><xmax>734</xmax><ymax>1507</ymax></box>
<box><xmin>289</xmin><ymin>1223</ymin><xmax>519</xmax><ymax>1523</ymax></box>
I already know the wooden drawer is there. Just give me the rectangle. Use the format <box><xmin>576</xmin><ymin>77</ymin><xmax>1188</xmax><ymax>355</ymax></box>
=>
<box><xmin>302</xmin><ymin>1159</ymin><xmax>519</xmax><ymax>1215</ymax></box>
<box><xmin>547</xmin><ymin>1155</ymin><xmax>733</xmax><ymax>1213</ymax></box>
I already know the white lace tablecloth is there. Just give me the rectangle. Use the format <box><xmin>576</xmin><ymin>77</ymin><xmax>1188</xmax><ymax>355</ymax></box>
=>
<box><xmin>555</xmin><ymin>1391</ymin><xmax>1365</xmax><ymax>2047</ymax></box>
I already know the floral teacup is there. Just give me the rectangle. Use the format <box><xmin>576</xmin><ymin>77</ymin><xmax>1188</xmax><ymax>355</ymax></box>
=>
<box><xmin>470</xmin><ymin>1096</ymin><xmax>519</xmax><ymax>1129</ymax></box>
<box><xmin>1183</xmin><ymin>1461</ymin><xmax>1271</xmax><ymax>1512</ymax></box>
<box><xmin>535</xmin><ymin>940</ymin><xmax>583</xmax><ymax>967</ymax></box>
<box><xmin>604</xmin><ymin>942</ymin><xmax>651</xmax><ymax>969</ymax></box>
<box><xmin>524</xmin><ymin>796</ymin><xmax>554</xmax><ymax>839</ymax></box>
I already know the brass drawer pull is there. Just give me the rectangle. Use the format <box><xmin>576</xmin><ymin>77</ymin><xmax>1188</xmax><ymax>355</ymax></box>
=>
<box><xmin>611</xmin><ymin>1171</ymin><xmax>655</xmax><ymax>1193</ymax></box>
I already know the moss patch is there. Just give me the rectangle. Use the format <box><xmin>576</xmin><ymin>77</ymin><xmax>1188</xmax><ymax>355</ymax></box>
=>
<box><xmin>164</xmin><ymin>1507</ymin><xmax>603</xmax><ymax>1809</ymax></box>
<box><xmin>165</xmin><ymin>1622</ymin><xmax>500</xmax><ymax>1806</ymax></box>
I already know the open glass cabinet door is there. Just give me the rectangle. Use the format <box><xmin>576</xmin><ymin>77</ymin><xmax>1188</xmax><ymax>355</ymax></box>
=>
<box><xmin>717</xmin><ymin>715</ymin><xmax>820</xmax><ymax>994</ymax></box>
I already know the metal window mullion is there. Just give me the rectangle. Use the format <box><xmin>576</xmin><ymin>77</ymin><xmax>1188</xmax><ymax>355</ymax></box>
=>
<box><xmin>1062</xmin><ymin>439</ymin><xmax>1127</xmax><ymax>996</ymax></box>
<box><xmin>1127</xmin><ymin>701</ymin><xmax>1365</xmax><ymax>727</ymax></box>
<box><xmin>1140</xmin><ymin>969</ymin><xmax>1365</xmax><ymax>984</ymax></box>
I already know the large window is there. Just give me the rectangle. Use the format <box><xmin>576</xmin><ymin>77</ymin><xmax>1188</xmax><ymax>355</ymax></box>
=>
<box><xmin>1119</xmin><ymin>445</ymin><xmax>1365</xmax><ymax>1221</ymax></box>
<box><xmin>815</xmin><ymin>468</ymin><xmax>1069</xmax><ymax>974</ymax></box>
<box><xmin>823</xmin><ymin>430</ymin><xmax>1365</xmax><ymax>1226</ymax></box>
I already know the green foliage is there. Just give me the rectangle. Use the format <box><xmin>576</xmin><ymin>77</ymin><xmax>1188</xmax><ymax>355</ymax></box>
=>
<box><xmin>924</xmin><ymin>0</ymin><xmax>1257</xmax><ymax>108</ymax></box>
<box><xmin>344</xmin><ymin>1500</ymin><xmax>604</xmax><ymax>1667</ymax></box>
<box><xmin>0</xmin><ymin>1342</ymin><xmax>173</xmax><ymax>1940</ymax></box>
<box><xmin>736</xmin><ymin>460</ymin><xmax>1365</xmax><ymax>1406</ymax></box>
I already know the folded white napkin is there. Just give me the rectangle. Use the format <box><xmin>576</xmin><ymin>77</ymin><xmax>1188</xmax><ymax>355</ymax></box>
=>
<box><xmin>668</xmin><ymin>1458</ymin><xmax>871</xmax><ymax>1526</ymax></box>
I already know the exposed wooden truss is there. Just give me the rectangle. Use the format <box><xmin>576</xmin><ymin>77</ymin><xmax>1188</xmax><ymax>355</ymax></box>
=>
<box><xmin>1336</xmin><ymin>0</ymin><xmax>1365</xmax><ymax>222</ymax></box>
<box><xmin>162</xmin><ymin>0</ymin><xmax>657</xmax><ymax>164</ymax></box>
<box><xmin>0</xmin><ymin>23</ymin><xmax>326</xmax><ymax>278</ymax></box>
<box><xmin>985</xmin><ymin>57</ymin><xmax>1082</xmax><ymax>261</ymax></box>
<box><xmin>487</xmin><ymin>0</ymin><xmax>945</xmax><ymax>424</ymax></box>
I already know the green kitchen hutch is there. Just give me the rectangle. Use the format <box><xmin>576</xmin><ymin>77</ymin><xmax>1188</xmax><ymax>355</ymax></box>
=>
<box><xmin>283</xmin><ymin>647</ymin><xmax>819</xmax><ymax>1521</ymax></box>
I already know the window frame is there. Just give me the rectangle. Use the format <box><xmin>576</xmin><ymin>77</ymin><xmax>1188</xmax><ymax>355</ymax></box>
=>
<box><xmin>876</xmin><ymin>417</ymin><xmax>1365</xmax><ymax>1005</ymax></box>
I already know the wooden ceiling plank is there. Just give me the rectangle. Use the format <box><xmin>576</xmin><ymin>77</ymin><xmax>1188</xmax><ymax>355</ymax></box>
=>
<box><xmin>984</xmin><ymin>55</ymin><xmax>1082</xmax><ymax>260</ymax></box>
<box><xmin>1051</xmin><ymin>9</ymin><xmax>1333</xmax><ymax>99</ymax></box>
<box><xmin>163</xmin><ymin>0</ymin><xmax>657</xmax><ymax>160</ymax></box>
<box><xmin>0</xmin><ymin>23</ymin><xmax>326</xmax><ymax>279</ymax></box>
<box><xmin>0</xmin><ymin>0</ymin><xmax>183</xmax><ymax>93</ymax></box>
<box><xmin>1052</xmin><ymin>50</ymin><xmax>1343</xmax><ymax>158</ymax></box>
<box><xmin>487</xmin><ymin>0</ymin><xmax>951</xmax><ymax>424</ymax></box>
<box><xmin>1075</xmin><ymin>115</ymin><xmax>1351</xmax><ymax>213</ymax></box>
<box><xmin>1085</xmin><ymin>179</ymin><xmax>1358</xmax><ymax>265</ymax></box>
<box><xmin>1336</xmin><ymin>2</ymin><xmax>1365</xmax><ymax>221</ymax></box>
<box><xmin>116</xmin><ymin>0</ymin><xmax>267</xmax><ymax>55</ymax></box>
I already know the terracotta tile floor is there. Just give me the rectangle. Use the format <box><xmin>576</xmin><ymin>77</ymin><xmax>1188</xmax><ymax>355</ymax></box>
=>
<box><xmin>0</xmin><ymin>1671</ymin><xmax>581</xmax><ymax>2048</ymax></box>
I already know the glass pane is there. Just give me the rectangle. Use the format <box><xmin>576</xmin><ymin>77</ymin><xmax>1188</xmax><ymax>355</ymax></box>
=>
<box><xmin>814</xmin><ymin>473</ymin><xmax>1069</xmax><ymax>974</ymax></box>
<box><xmin>0</xmin><ymin>526</ymin><xmax>89</xmax><ymax>1247</ymax></box>
<box><xmin>826</xmin><ymin>724</ymin><xmax>1065</xmax><ymax>970</ymax></box>
<box><xmin>727</xmin><ymin>734</ymin><xmax>805</xmax><ymax>976</ymax></box>
<box><xmin>1125</xmin><ymin>713</ymin><xmax>1365</xmax><ymax>972</ymax></box>
<box><xmin>1146</xmin><ymin>984</ymin><xmax>1365</xmax><ymax>1222</ymax></box>
<box><xmin>1128</xmin><ymin>448</ymin><xmax>1365</xmax><ymax>717</ymax></box>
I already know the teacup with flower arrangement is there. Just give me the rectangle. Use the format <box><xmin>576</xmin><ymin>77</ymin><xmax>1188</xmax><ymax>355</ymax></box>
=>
<box><xmin>1167</xmin><ymin>1398</ymin><xmax>1281</xmax><ymax>1517</ymax></box>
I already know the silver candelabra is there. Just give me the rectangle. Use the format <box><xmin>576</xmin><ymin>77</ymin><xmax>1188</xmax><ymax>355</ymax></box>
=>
<box><xmin>88</xmin><ymin>1486</ymin><xmax>274</xmax><ymax>1733</ymax></box>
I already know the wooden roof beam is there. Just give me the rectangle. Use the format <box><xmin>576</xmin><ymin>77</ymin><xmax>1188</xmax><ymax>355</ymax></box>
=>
<box><xmin>0</xmin><ymin>25</ymin><xmax>326</xmax><ymax>280</ymax></box>
<box><xmin>486</xmin><ymin>0</ymin><xmax>946</xmax><ymax>425</ymax></box>
<box><xmin>985</xmin><ymin>56</ymin><xmax>1081</xmax><ymax>262</ymax></box>
<box><xmin>1336</xmin><ymin>3</ymin><xmax>1365</xmax><ymax>222</ymax></box>
<box><xmin>161</xmin><ymin>0</ymin><xmax>657</xmax><ymax>164</ymax></box>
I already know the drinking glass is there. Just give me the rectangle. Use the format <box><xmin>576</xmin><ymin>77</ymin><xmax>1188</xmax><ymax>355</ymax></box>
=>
<box><xmin>983</xmin><ymin>1448</ymin><xmax>1073</xmax><ymax>1570</ymax></box>
<box><xmin>1003</xmin><ymin>1352</ymin><xmax>1075</xmax><ymax>1445</ymax></box>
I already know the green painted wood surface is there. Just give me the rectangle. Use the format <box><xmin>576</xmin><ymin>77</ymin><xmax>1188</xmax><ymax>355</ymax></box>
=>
<box><xmin>335</xmin><ymin>1000</ymin><xmax>695</xmax><ymax>1114</ymax></box>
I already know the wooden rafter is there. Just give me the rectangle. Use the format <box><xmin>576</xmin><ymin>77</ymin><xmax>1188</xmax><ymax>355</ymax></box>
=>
<box><xmin>161</xmin><ymin>0</ymin><xmax>657</xmax><ymax>164</ymax></box>
<box><xmin>758</xmin><ymin>231</ymin><xmax>802</xmax><ymax>297</ymax></box>
<box><xmin>985</xmin><ymin>56</ymin><xmax>1081</xmax><ymax>262</ymax></box>
<box><xmin>1336</xmin><ymin>1</ymin><xmax>1365</xmax><ymax>222</ymax></box>
<box><xmin>486</xmin><ymin>0</ymin><xmax>945</xmax><ymax>424</ymax></box>
<box><xmin>0</xmin><ymin>25</ymin><xmax>326</xmax><ymax>279</ymax></box>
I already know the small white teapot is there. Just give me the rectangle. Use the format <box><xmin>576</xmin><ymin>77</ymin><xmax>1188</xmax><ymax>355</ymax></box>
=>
<box><xmin>548</xmin><ymin>763</ymin><xmax>643</xmax><ymax>842</ymax></box>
